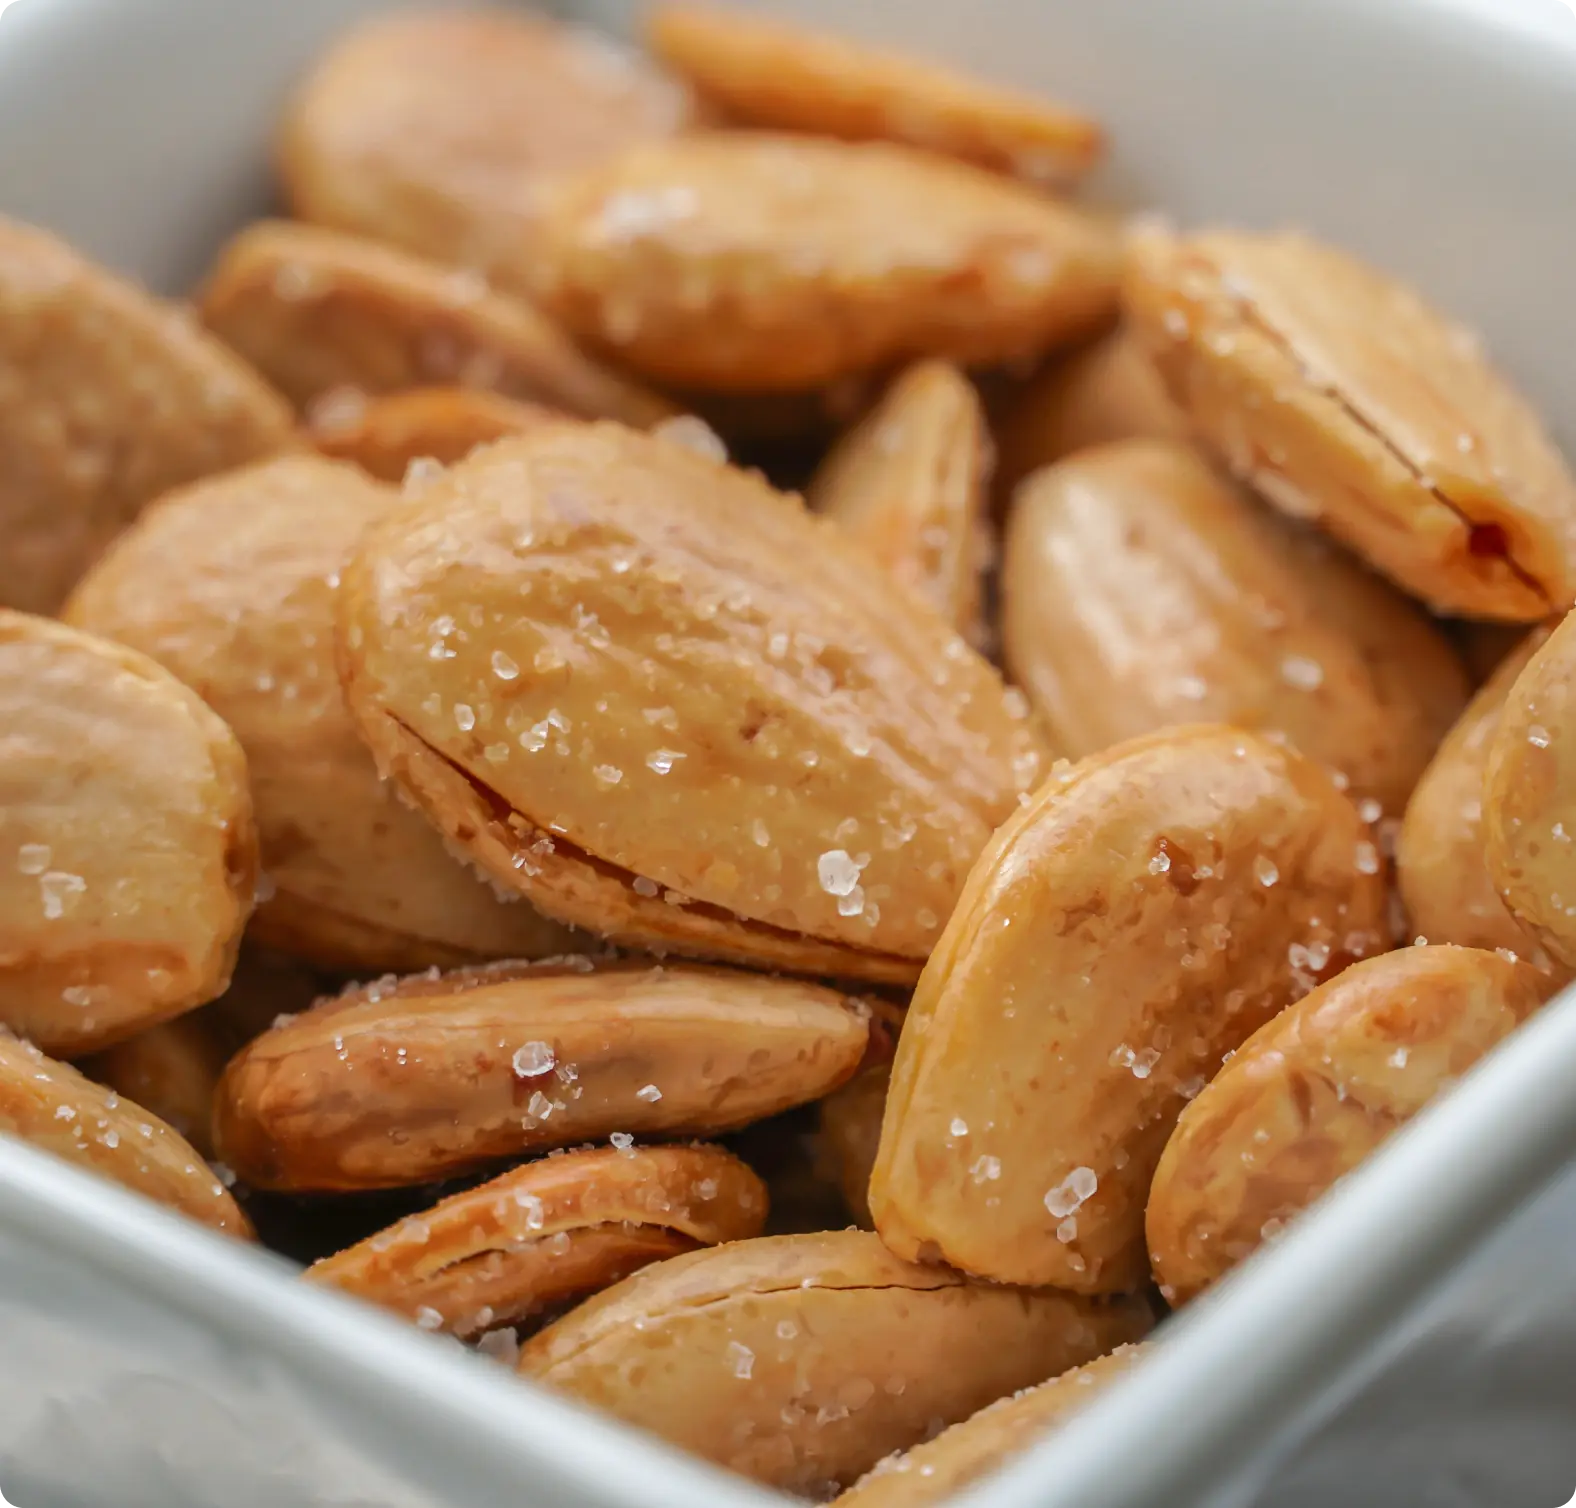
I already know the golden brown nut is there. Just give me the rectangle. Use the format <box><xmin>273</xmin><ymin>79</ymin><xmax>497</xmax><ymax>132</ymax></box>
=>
<box><xmin>992</xmin><ymin>325</ymin><xmax>1189</xmax><ymax>497</ymax></box>
<box><xmin>213</xmin><ymin>959</ymin><xmax>869</xmax><ymax>1192</ymax></box>
<box><xmin>310</xmin><ymin>386</ymin><xmax>564</xmax><ymax>481</ymax></box>
<box><xmin>835</xmin><ymin>1345</ymin><xmax>1144</xmax><ymax>1508</ymax></box>
<box><xmin>0</xmin><ymin>217</ymin><xmax>293</xmax><ymax>615</ymax></box>
<box><xmin>1001</xmin><ymin>440</ymin><xmax>1470</xmax><ymax>812</ymax></box>
<box><xmin>0</xmin><ymin>1030</ymin><xmax>252</xmax><ymax>1238</ymax></box>
<box><xmin>1398</xmin><ymin>626</ymin><xmax>1566</xmax><ymax>969</ymax></box>
<box><xmin>1147</xmin><ymin>946</ymin><xmax>1544</xmax><ymax>1304</ymax></box>
<box><xmin>808</xmin><ymin>360</ymin><xmax>991</xmax><ymax>644</ymax></box>
<box><xmin>0</xmin><ymin>612</ymin><xmax>256</xmax><ymax>1056</ymax></box>
<box><xmin>199</xmin><ymin>221</ymin><xmax>672</xmax><ymax>428</ymax></box>
<box><xmin>519</xmin><ymin>1229</ymin><xmax>1150</xmax><ymax>1493</ymax></box>
<box><xmin>80</xmin><ymin>1010</ymin><xmax>230</xmax><ymax>1159</ymax></box>
<box><xmin>1125</xmin><ymin>228</ymin><xmax>1576</xmax><ymax>620</ymax></box>
<box><xmin>869</xmin><ymin>725</ymin><xmax>1389</xmax><ymax>1293</ymax></box>
<box><xmin>277</xmin><ymin>8</ymin><xmax>696</xmax><ymax>286</ymax></box>
<box><xmin>530</xmin><ymin>133</ymin><xmax>1121</xmax><ymax>391</ymax></box>
<box><xmin>1485</xmin><ymin>612</ymin><xmax>1576</xmax><ymax>969</ymax></box>
<box><xmin>337</xmin><ymin>422</ymin><xmax>1046</xmax><ymax>984</ymax></box>
<box><xmin>308</xmin><ymin>1142</ymin><xmax>766</xmax><ymax>1337</ymax></box>
<box><xmin>65</xmin><ymin>456</ymin><xmax>576</xmax><ymax>975</ymax></box>
<box><xmin>645</xmin><ymin>5</ymin><xmax>1102</xmax><ymax>187</ymax></box>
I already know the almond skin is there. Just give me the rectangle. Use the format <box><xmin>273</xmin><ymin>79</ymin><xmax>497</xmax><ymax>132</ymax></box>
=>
<box><xmin>336</xmin><ymin>421</ymin><xmax>1045</xmax><ymax>982</ymax></box>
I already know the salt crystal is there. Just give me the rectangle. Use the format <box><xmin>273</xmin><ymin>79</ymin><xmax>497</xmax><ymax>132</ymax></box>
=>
<box><xmin>1529</xmin><ymin>725</ymin><xmax>1552</xmax><ymax>748</ymax></box>
<box><xmin>1254</xmin><ymin>856</ymin><xmax>1279</xmax><ymax>888</ymax></box>
<box><xmin>453</xmin><ymin>704</ymin><xmax>475</xmax><ymax>732</ymax></box>
<box><xmin>39</xmin><ymin>871</ymin><xmax>85</xmax><ymax>920</ymax></box>
<box><xmin>526</xmin><ymin>1091</ymin><xmax>553</xmax><ymax>1120</ymax></box>
<box><xmin>610</xmin><ymin>1132</ymin><xmax>635</xmax><ymax>1153</ymax></box>
<box><xmin>636</xmin><ymin>1084</ymin><xmax>663</xmax><ymax>1102</ymax></box>
<box><xmin>593</xmin><ymin>764</ymin><xmax>624</xmax><ymax>787</ymax></box>
<box><xmin>491</xmin><ymin>650</ymin><xmax>520</xmax><ymax>681</ymax></box>
<box><xmin>1280</xmin><ymin>655</ymin><xmax>1324</xmax><ymax>691</ymax></box>
<box><xmin>1148</xmin><ymin>850</ymin><xmax>1171</xmax><ymax>875</ymax></box>
<box><xmin>1044</xmin><ymin>1167</ymin><xmax>1098</xmax><ymax>1218</ymax></box>
<box><xmin>949</xmin><ymin>1117</ymin><xmax>969</xmax><ymax>1138</ymax></box>
<box><xmin>646</xmin><ymin>749</ymin><xmax>684</xmax><ymax>774</ymax></box>
<box><xmin>415</xmin><ymin>1307</ymin><xmax>445</xmax><ymax>1332</ymax></box>
<box><xmin>818</xmin><ymin>849</ymin><xmax>866</xmax><ymax>897</ymax></box>
<box><xmin>514</xmin><ymin>1191</ymin><xmax>546</xmax><ymax>1230</ymax></box>
<box><xmin>727</xmin><ymin>1341</ymin><xmax>755</xmax><ymax>1379</ymax></box>
<box><xmin>969</xmin><ymin>1155</ymin><xmax>1001</xmax><ymax>1184</ymax></box>
<box><xmin>513</xmin><ymin>1041</ymin><xmax>556</xmax><ymax>1077</ymax></box>
<box><xmin>1354</xmin><ymin>840</ymin><xmax>1381</xmax><ymax>875</ymax></box>
<box><xmin>16</xmin><ymin>843</ymin><xmax>50</xmax><ymax>875</ymax></box>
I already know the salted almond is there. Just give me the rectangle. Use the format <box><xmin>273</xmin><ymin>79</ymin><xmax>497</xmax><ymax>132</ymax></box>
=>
<box><xmin>1125</xmin><ymin>228</ymin><xmax>1576</xmax><ymax>620</ymax></box>
<box><xmin>212</xmin><ymin>959</ymin><xmax>868</xmax><ymax>1192</ymax></box>
<box><xmin>0</xmin><ymin>1030</ymin><xmax>251</xmax><ymax>1238</ymax></box>
<box><xmin>808</xmin><ymin>360</ymin><xmax>991</xmax><ymax>643</ymax></box>
<box><xmin>519</xmin><ymin>1229</ymin><xmax>1150</xmax><ymax>1493</ymax></box>
<box><xmin>835</xmin><ymin>1346</ymin><xmax>1144</xmax><ymax>1508</ymax></box>
<box><xmin>646</xmin><ymin>5</ymin><xmax>1102</xmax><ymax>187</ymax></box>
<box><xmin>992</xmin><ymin>324</ymin><xmax>1188</xmax><ymax>497</ymax></box>
<box><xmin>0</xmin><ymin>217</ymin><xmax>293</xmax><ymax>615</ymax></box>
<box><xmin>65</xmin><ymin>456</ymin><xmax>577</xmax><ymax>975</ymax></box>
<box><xmin>277</xmin><ymin>8</ymin><xmax>695</xmax><ymax>287</ymax></box>
<box><xmin>1398</xmin><ymin>626</ymin><xmax>1565</xmax><ymax>970</ymax></box>
<box><xmin>337</xmin><ymin>423</ymin><xmax>1045</xmax><ymax>982</ymax></box>
<box><xmin>1001</xmin><ymin>440</ymin><xmax>1469</xmax><ymax>812</ymax></box>
<box><xmin>81</xmin><ymin>1010</ymin><xmax>230</xmax><ymax>1160</ymax></box>
<box><xmin>310</xmin><ymin>386</ymin><xmax>564</xmax><ymax>481</ymax></box>
<box><xmin>1147</xmin><ymin>947</ymin><xmax>1544</xmax><ymax>1304</ymax></box>
<box><xmin>870</xmin><ymin>725</ymin><xmax>1389</xmax><ymax>1292</ymax></box>
<box><xmin>200</xmin><ymin>221</ymin><xmax>671</xmax><ymax>428</ymax></box>
<box><xmin>531</xmin><ymin>132</ymin><xmax>1121</xmax><ymax>391</ymax></box>
<box><xmin>1485</xmin><ymin>612</ymin><xmax>1576</xmax><ymax>969</ymax></box>
<box><xmin>0</xmin><ymin>612</ymin><xmax>256</xmax><ymax>1056</ymax></box>
<box><xmin>309</xmin><ymin>1142</ymin><xmax>766</xmax><ymax>1337</ymax></box>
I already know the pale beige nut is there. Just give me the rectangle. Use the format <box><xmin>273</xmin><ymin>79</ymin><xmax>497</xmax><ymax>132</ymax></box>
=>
<box><xmin>646</xmin><ymin>4</ymin><xmax>1103</xmax><ymax>187</ymax></box>
<box><xmin>310</xmin><ymin>386</ymin><xmax>565</xmax><ymax>482</ymax></box>
<box><xmin>1001</xmin><ymin>439</ymin><xmax>1469</xmax><ymax>812</ymax></box>
<box><xmin>1147</xmin><ymin>946</ymin><xmax>1544</xmax><ymax>1305</ymax></box>
<box><xmin>199</xmin><ymin>221</ymin><xmax>672</xmax><ymax>429</ymax></box>
<box><xmin>0</xmin><ymin>217</ymin><xmax>293</xmax><ymax>615</ymax></box>
<box><xmin>0</xmin><ymin>611</ymin><xmax>256</xmax><ymax>1056</ymax></box>
<box><xmin>1398</xmin><ymin>626</ymin><xmax>1567</xmax><ymax>971</ymax></box>
<box><xmin>65</xmin><ymin>456</ymin><xmax>577</xmax><ymax>975</ymax></box>
<box><xmin>530</xmin><ymin>132</ymin><xmax>1121</xmax><ymax>391</ymax></box>
<box><xmin>1125</xmin><ymin>227</ymin><xmax>1576</xmax><ymax>620</ymax></box>
<box><xmin>992</xmin><ymin>324</ymin><xmax>1189</xmax><ymax>497</ymax></box>
<box><xmin>277</xmin><ymin>8</ymin><xmax>696</xmax><ymax>287</ymax></box>
<box><xmin>869</xmin><ymin>724</ymin><xmax>1390</xmax><ymax>1292</ymax></box>
<box><xmin>0</xmin><ymin>1030</ymin><xmax>252</xmax><ymax>1238</ymax></box>
<box><xmin>309</xmin><ymin>1142</ymin><xmax>766</xmax><ymax>1337</ymax></box>
<box><xmin>1485</xmin><ymin>612</ymin><xmax>1576</xmax><ymax>969</ymax></box>
<box><xmin>518</xmin><ymin>1229</ymin><xmax>1151</xmax><ymax>1494</ymax></box>
<box><xmin>81</xmin><ymin>1009</ymin><xmax>231</xmax><ymax>1160</ymax></box>
<box><xmin>336</xmin><ymin>422</ymin><xmax>1046</xmax><ymax>984</ymax></box>
<box><xmin>835</xmin><ymin>1345</ymin><xmax>1144</xmax><ymax>1508</ymax></box>
<box><xmin>212</xmin><ymin>959</ymin><xmax>869</xmax><ymax>1192</ymax></box>
<box><xmin>808</xmin><ymin>360</ymin><xmax>991</xmax><ymax>644</ymax></box>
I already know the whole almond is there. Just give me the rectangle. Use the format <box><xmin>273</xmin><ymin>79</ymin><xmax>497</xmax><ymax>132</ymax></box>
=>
<box><xmin>519</xmin><ymin>1229</ymin><xmax>1150</xmax><ymax>1493</ymax></box>
<box><xmin>309</xmin><ymin>1143</ymin><xmax>766</xmax><ymax>1337</ymax></box>
<box><xmin>809</xmin><ymin>360</ymin><xmax>992</xmax><ymax>644</ymax></box>
<box><xmin>1126</xmin><ymin>227</ymin><xmax>1576</xmax><ymax>620</ymax></box>
<box><xmin>277</xmin><ymin>8</ymin><xmax>696</xmax><ymax>288</ymax></box>
<box><xmin>1147</xmin><ymin>946</ymin><xmax>1544</xmax><ymax>1304</ymax></box>
<box><xmin>1001</xmin><ymin>439</ymin><xmax>1469</xmax><ymax>812</ymax></box>
<box><xmin>0</xmin><ymin>1030</ymin><xmax>252</xmax><ymax>1238</ymax></box>
<box><xmin>530</xmin><ymin>132</ymin><xmax>1121</xmax><ymax>391</ymax></box>
<box><xmin>646</xmin><ymin>5</ymin><xmax>1103</xmax><ymax>187</ymax></box>
<box><xmin>869</xmin><ymin>725</ymin><xmax>1389</xmax><ymax>1292</ymax></box>
<box><xmin>0</xmin><ymin>611</ymin><xmax>256</xmax><ymax>1055</ymax></box>
<box><xmin>0</xmin><ymin>217</ymin><xmax>293</xmax><ymax>615</ymax></box>
<box><xmin>212</xmin><ymin>959</ymin><xmax>869</xmax><ymax>1191</ymax></box>
<box><xmin>65</xmin><ymin>456</ymin><xmax>577</xmax><ymax>975</ymax></box>
<box><xmin>336</xmin><ymin>422</ymin><xmax>1045</xmax><ymax>983</ymax></box>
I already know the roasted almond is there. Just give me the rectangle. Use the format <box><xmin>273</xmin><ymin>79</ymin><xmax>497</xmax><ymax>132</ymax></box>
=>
<box><xmin>336</xmin><ymin>422</ymin><xmax>1045</xmax><ymax>982</ymax></box>
<box><xmin>0</xmin><ymin>217</ymin><xmax>292</xmax><ymax>615</ymax></box>
<box><xmin>869</xmin><ymin>725</ymin><xmax>1390</xmax><ymax>1292</ymax></box>
<box><xmin>530</xmin><ymin>132</ymin><xmax>1121</xmax><ymax>391</ymax></box>
<box><xmin>309</xmin><ymin>1142</ymin><xmax>766</xmax><ymax>1337</ymax></box>
<box><xmin>1147</xmin><ymin>946</ymin><xmax>1545</xmax><ymax>1304</ymax></box>
<box><xmin>519</xmin><ymin>1229</ymin><xmax>1150</xmax><ymax>1493</ymax></box>
<box><xmin>65</xmin><ymin>456</ymin><xmax>578</xmax><ymax>975</ymax></box>
<box><xmin>646</xmin><ymin>4</ymin><xmax>1103</xmax><ymax>187</ymax></box>
<box><xmin>1001</xmin><ymin>439</ymin><xmax>1469</xmax><ymax>812</ymax></box>
<box><xmin>212</xmin><ymin>959</ymin><xmax>869</xmax><ymax>1192</ymax></box>
<box><xmin>808</xmin><ymin>360</ymin><xmax>991</xmax><ymax>644</ymax></box>
<box><xmin>0</xmin><ymin>611</ymin><xmax>256</xmax><ymax>1055</ymax></box>
<box><xmin>1125</xmin><ymin>227</ymin><xmax>1576</xmax><ymax>620</ymax></box>
<box><xmin>0</xmin><ymin>1029</ymin><xmax>252</xmax><ymax>1238</ymax></box>
<box><xmin>200</xmin><ymin>221</ymin><xmax>672</xmax><ymax>428</ymax></box>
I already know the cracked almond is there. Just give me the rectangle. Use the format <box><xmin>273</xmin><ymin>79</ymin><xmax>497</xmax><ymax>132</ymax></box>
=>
<box><xmin>1125</xmin><ymin>227</ymin><xmax>1576</xmax><ymax>620</ymax></box>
